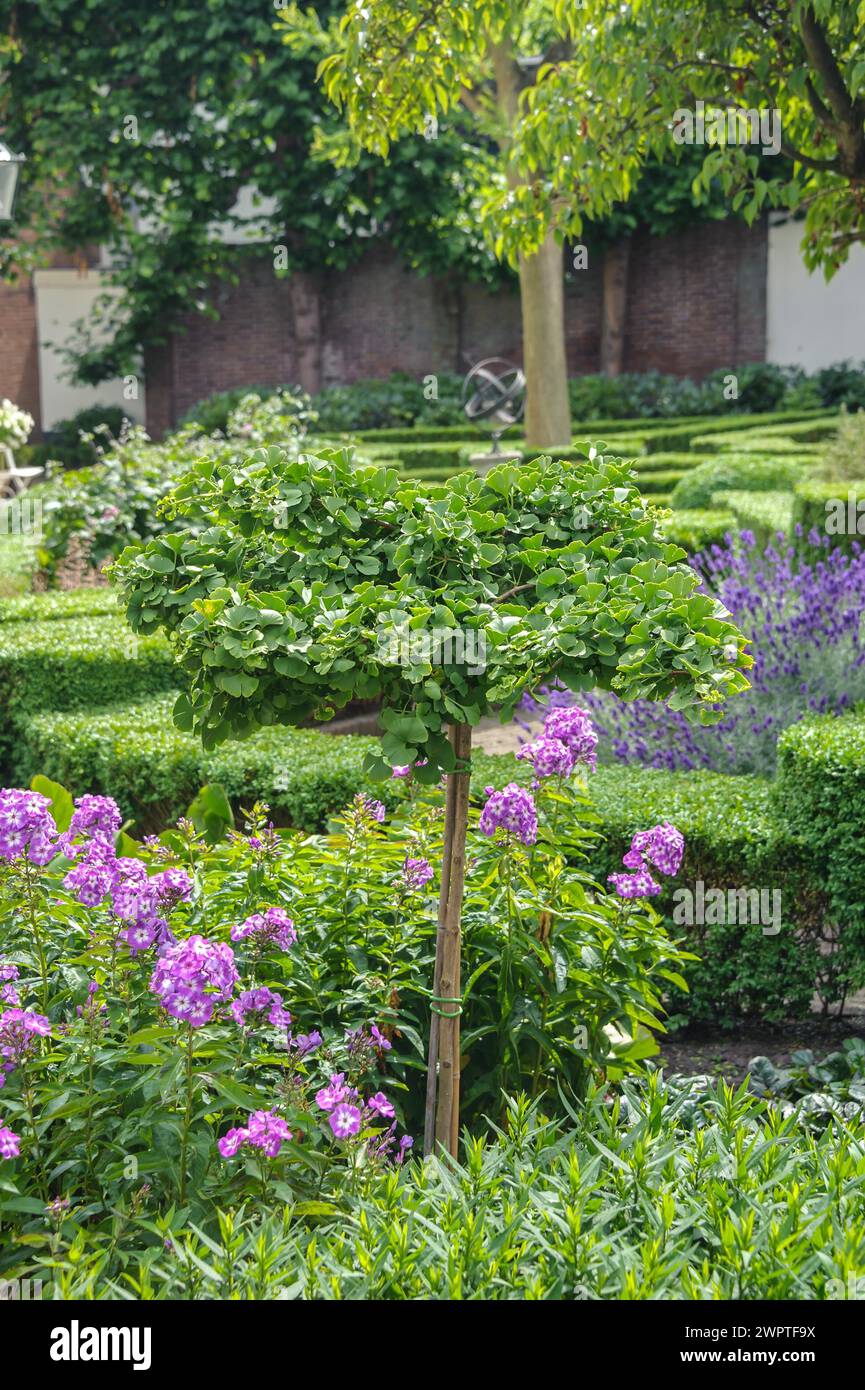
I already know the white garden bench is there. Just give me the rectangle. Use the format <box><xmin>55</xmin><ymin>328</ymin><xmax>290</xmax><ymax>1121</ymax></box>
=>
<box><xmin>0</xmin><ymin>442</ymin><xmax>44</xmax><ymax>497</ymax></box>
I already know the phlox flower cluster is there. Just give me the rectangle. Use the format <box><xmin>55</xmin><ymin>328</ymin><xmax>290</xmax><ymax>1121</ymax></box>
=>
<box><xmin>0</xmin><ymin>1125</ymin><xmax>20</xmax><ymax>1159</ymax></box>
<box><xmin>478</xmin><ymin>783</ymin><xmax>538</xmax><ymax>846</ymax></box>
<box><xmin>230</xmin><ymin>986</ymin><xmax>292</xmax><ymax>1031</ymax></box>
<box><xmin>0</xmin><ymin>789</ymin><xmax>58</xmax><ymax>866</ymax></box>
<box><xmin>0</xmin><ymin>1007</ymin><xmax>50</xmax><ymax>1087</ymax></box>
<box><xmin>149</xmin><ymin>935</ymin><xmax>239</xmax><ymax>1027</ymax></box>
<box><xmin>608</xmin><ymin>822</ymin><xmax>685</xmax><ymax>899</ymax></box>
<box><xmin>345</xmin><ymin>1022</ymin><xmax>392</xmax><ymax>1057</ymax></box>
<box><xmin>0</xmin><ymin>962</ymin><xmax>20</xmax><ymax>1006</ymax></box>
<box><xmin>542</xmin><ymin>706</ymin><xmax>598</xmax><ymax>771</ymax></box>
<box><xmin>218</xmin><ymin>1109</ymin><xmax>292</xmax><ymax>1159</ymax></box>
<box><xmin>314</xmin><ymin>1072</ymin><xmax>406</xmax><ymax>1145</ymax></box>
<box><xmin>231</xmin><ymin>907</ymin><xmax>296</xmax><ymax>951</ymax></box>
<box><xmin>402</xmin><ymin>856</ymin><xmax>433</xmax><ymax>892</ymax></box>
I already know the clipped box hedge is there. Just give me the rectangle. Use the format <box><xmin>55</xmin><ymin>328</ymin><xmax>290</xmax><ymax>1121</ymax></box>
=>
<box><xmin>659</xmin><ymin>508</ymin><xmax>737</xmax><ymax>553</ymax></box>
<box><xmin>18</xmin><ymin>695</ymin><xmax>401</xmax><ymax>833</ymax></box>
<box><xmin>0</xmin><ymin>614</ymin><xmax>178</xmax><ymax>767</ymax></box>
<box><xmin>0</xmin><ymin>587</ymin><xmax>118</xmax><ymax>625</ymax></box>
<box><xmin>792</xmin><ymin>477</ymin><xmax>865</xmax><ymax>551</ymax></box>
<box><xmin>775</xmin><ymin>714</ymin><xmax>865</xmax><ymax>1001</ymax></box>
<box><xmin>670</xmin><ymin>454</ymin><xmax>808</xmax><ymax>509</ymax></box>
<box><xmin>713</xmin><ymin>489</ymin><xmax>794</xmax><ymax>544</ymax></box>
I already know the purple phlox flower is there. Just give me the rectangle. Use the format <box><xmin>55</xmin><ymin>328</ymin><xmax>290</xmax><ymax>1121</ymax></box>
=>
<box><xmin>542</xmin><ymin>706</ymin><xmax>598</xmax><ymax>771</ymax></box>
<box><xmin>218</xmin><ymin>1110</ymin><xmax>292</xmax><ymax>1160</ymax></box>
<box><xmin>516</xmin><ymin>735</ymin><xmax>575</xmax><ymax>780</ymax></box>
<box><xmin>346</xmin><ymin>1023</ymin><xmax>392</xmax><ymax>1055</ymax></box>
<box><xmin>293</xmin><ymin>1029</ymin><xmax>323</xmax><ymax>1057</ymax></box>
<box><xmin>0</xmin><ymin>962</ymin><xmax>20</xmax><ymax>1007</ymax></box>
<box><xmin>478</xmin><ymin>783</ymin><xmax>538</xmax><ymax>846</ymax></box>
<box><xmin>0</xmin><ymin>1007</ymin><xmax>51</xmax><ymax>1083</ymax></box>
<box><xmin>0</xmin><ymin>1125</ymin><xmax>20</xmax><ymax>1159</ymax></box>
<box><xmin>0</xmin><ymin>788</ymin><xmax>58</xmax><ymax>865</ymax></box>
<box><xmin>63</xmin><ymin>834</ymin><xmax>118</xmax><ymax>907</ymax></box>
<box><xmin>152</xmin><ymin>868</ymin><xmax>193</xmax><ymax>909</ymax></box>
<box><xmin>403</xmin><ymin>856</ymin><xmax>433</xmax><ymax>892</ymax></box>
<box><xmin>628</xmin><ymin>822</ymin><xmax>685</xmax><ymax>877</ymax></box>
<box><xmin>329</xmin><ymin>1103</ymin><xmax>362</xmax><ymax>1140</ymax></box>
<box><xmin>352</xmin><ymin>794</ymin><xmax>386</xmax><ymax>823</ymax></box>
<box><xmin>68</xmin><ymin>794</ymin><xmax>122</xmax><ymax>843</ymax></box>
<box><xmin>149</xmin><ymin>935</ymin><xmax>238</xmax><ymax>1026</ymax></box>
<box><xmin>367</xmin><ymin>1091</ymin><xmax>395</xmax><ymax>1119</ymax></box>
<box><xmin>608</xmin><ymin>867</ymin><xmax>662</xmax><ymax>899</ymax></box>
<box><xmin>397</xmin><ymin>1134</ymin><xmax>414</xmax><ymax>1163</ymax></box>
<box><xmin>230</xmin><ymin>907</ymin><xmax>296</xmax><ymax>950</ymax></box>
<box><xmin>369</xmin><ymin>1023</ymin><xmax>392</xmax><ymax>1053</ymax></box>
<box><xmin>230</xmin><ymin>987</ymin><xmax>292</xmax><ymax>1031</ymax></box>
<box><xmin>391</xmin><ymin>765</ymin><xmax>411</xmax><ymax>779</ymax></box>
<box><xmin>246</xmin><ymin>1109</ymin><xmax>292</xmax><ymax>1157</ymax></box>
<box><xmin>316</xmin><ymin>1072</ymin><xmax>350</xmax><ymax>1112</ymax></box>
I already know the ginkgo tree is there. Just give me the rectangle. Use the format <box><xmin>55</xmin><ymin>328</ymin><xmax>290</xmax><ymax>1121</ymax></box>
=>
<box><xmin>113</xmin><ymin>444</ymin><xmax>750</xmax><ymax>1154</ymax></box>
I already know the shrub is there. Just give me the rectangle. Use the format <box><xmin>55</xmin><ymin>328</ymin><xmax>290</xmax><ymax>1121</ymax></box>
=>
<box><xmin>670</xmin><ymin>454</ymin><xmax>807</xmax><ymax>509</ymax></box>
<box><xmin>713</xmin><ymin>490</ymin><xmax>794</xmax><ymax>545</ymax></box>
<box><xmin>775</xmin><ymin>714</ymin><xmax>865</xmax><ymax>1003</ymax></box>
<box><xmin>658</xmin><ymin>508</ymin><xmax>736</xmax><ymax>552</ymax></box>
<box><xmin>814</xmin><ymin>406</ymin><xmax>865</xmax><ymax>482</ymax></box>
<box><xmin>792</xmin><ymin>477</ymin><xmax>865</xmax><ymax>554</ymax></box>
<box><xmin>0</xmin><ymin>587</ymin><xmax>118</xmax><ymax>625</ymax></box>
<box><xmin>0</xmin><ymin>615</ymin><xmax>177</xmax><ymax>770</ymax></box>
<box><xmin>39</xmin><ymin>404</ymin><xmax>132</xmax><ymax>471</ymax></box>
<box><xmin>18</xmin><ymin>696</ymin><xmax>395</xmax><ymax>832</ymax></box>
<box><xmin>179</xmin><ymin>384</ymin><xmax>282</xmax><ymax>434</ymax></box>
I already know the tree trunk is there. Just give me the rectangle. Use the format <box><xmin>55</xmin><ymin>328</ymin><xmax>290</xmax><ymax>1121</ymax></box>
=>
<box><xmin>519</xmin><ymin>232</ymin><xmax>571</xmax><ymax>448</ymax></box>
<box><xmin>288</xmin><ymin>272</ymin><xmax>322</xmax><ymax>394</ymax></box>
<box><xmin>423</xmin><ymin>722</ymin><xmax>472</xmax><ymax>1158</ymax></box>
<box><xmin>600</xmin><ymin>236</ymin><xmax>631</xmax><ymax>377</ymax></box>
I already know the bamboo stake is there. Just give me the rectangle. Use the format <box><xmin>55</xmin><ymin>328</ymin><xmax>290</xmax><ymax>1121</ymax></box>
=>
<box><xmin>427</xmin><ymin>722</ymin><xmax>472</xmax><ymax>1158</ymax></box>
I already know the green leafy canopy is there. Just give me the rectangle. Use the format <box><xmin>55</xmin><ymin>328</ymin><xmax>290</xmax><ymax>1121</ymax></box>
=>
<box><xmin>112</xmin><ymin>445</ymin><xmax>751</xmax><ymax>780</ymax></box>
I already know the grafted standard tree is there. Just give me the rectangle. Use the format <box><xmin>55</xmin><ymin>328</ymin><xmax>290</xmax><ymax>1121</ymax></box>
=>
<box><xmin>114</xmin><ymin>444</ymin><xmax>749</xmax><ymax>1154</ymax></box>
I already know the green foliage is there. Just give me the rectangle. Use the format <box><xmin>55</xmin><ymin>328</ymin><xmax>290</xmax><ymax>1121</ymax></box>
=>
<box><xmin>713</xmin><ymin>491</ymin><xmax>795</xmax><ymax>546</ymax></box>
<box><xmin>670</xmin><ymin>455</ymin><xmax>808</xmax><ymax>510</ymax></box>
<box><xmin>0</xmin><ymin>1</ymin><xmax>502</xmax><ymax>384</ymax></box>
<box><xmin>792</xmin><ymin>477</ymin><xmax>865</xmax><ymax>551</ymax></box>
<box><xmin>815</xmin><ymin>406</ymin><xmax>865</xmax><ymax>482</ymax></box>
<box><xmin>14</xmin><ymin>1084</ymin><xmax>865</xmax><ymax>1299</ymax></box>
<box><xmin>0</xmin><ymin>587</ymin><xmax>118</xmax><ymax>625</ymax></box>
<box><xmin>659</xmin><ymin>508</ymin><xmax>737</xmax><ymax>553</ymax></box>
<box><xmin>0</xmin><ymin>615</ymin><xmax>177</xmax><ymax>768</ymax></box>
<box><xmin>775</xmin><ymin>714</ymin><xmax>865</xmax><ymax>1001</ymax></box>
<box><xmin>40</xmin><ymin>404</ymin><xmax>132</xmax><ymax>471</ymax></box>
<box><xmin>112</xmin><ymin>443</ymin><xmax>750</xmax><ymax>776</ymax></box>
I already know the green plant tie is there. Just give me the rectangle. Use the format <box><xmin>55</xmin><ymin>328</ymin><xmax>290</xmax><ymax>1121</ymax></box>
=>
<box><xmin>430</xmin><ymin>994</ymin><xmax>462</xmax><ymax>1018</ymax></box>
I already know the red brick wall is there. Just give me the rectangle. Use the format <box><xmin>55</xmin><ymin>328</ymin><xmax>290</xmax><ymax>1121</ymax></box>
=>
<box><xmin>136</xmin><ymin>216</ymin><xmax>765</xmax><ymax>434</ymax></box>
<box><xmin>0</xmin><ymin>276</ymin><xmax>41</xmax><ymax>431</ymax></box>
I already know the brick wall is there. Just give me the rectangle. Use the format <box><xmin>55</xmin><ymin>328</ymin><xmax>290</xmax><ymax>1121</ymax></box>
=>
<box><xmin>0</xmin><ymin>276</ymin><xmax>41</xmax><ymax>429</ymax></box>
<box><xmin>2</xmin><ymin>218</ymin><xmax>767</xmax><ymax>438</ymax></box>
<box><xmin>145</xmin><ymin>216</ymin><xmax>768</xmax><ymax>434</ymax></box>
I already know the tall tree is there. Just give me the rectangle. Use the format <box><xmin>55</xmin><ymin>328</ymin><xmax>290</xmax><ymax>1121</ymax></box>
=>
<box><xmin>511</xmin><ymin>0</ymin><xmax>865</xmax><ymax>279</ymax></box>
<box><xmin>304</xmin><ymin>0</ymin><xmax>585</xmax><ymax>445</ymax></box>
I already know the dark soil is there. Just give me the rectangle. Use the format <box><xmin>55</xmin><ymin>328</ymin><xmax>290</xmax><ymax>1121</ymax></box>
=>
<box><xmin>657</xmin><ymin>1014</ymin><xmax>865</xmax><ymax>1083</ymax></box>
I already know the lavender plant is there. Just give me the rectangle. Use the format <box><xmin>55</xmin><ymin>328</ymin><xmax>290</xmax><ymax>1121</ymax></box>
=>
<box><xmin>524</xmin><ymin>533</ymin><xmax>865</xmax><ymax>776</ymax></box>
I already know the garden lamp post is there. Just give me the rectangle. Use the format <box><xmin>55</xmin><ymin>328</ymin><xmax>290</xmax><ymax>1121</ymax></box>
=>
<box><xmin>0</xmin><ymin>143</ymin><xmax>25</xmax><ymax>221</ymax></box>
